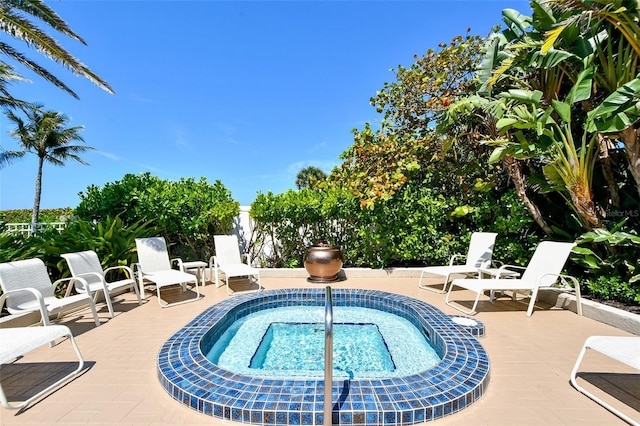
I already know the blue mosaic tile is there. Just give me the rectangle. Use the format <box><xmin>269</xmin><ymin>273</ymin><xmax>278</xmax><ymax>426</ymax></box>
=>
<box><xmin>157</xmin><ymin>288</ymin><xmax>490</xmax><ymax>425</ymax></box>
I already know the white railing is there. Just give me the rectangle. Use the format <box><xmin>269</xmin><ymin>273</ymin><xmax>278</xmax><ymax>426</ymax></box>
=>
<box><xmin>4</xmin><ymin>222</ymin><xmax>67</xmax><ymax>236</ymax></box>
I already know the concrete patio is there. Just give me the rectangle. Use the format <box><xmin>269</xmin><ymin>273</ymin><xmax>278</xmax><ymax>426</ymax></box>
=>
<box><xmin>1</xmin><ymin>271</ymin><xmax>638</xmax><ymax>425</ymax></box>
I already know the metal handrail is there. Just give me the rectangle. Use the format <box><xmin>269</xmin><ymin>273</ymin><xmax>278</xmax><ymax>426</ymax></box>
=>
<box><xmin>324</xmin><ymin>286</ymin><xmax>333</xmax><ymax>426</ymax></box>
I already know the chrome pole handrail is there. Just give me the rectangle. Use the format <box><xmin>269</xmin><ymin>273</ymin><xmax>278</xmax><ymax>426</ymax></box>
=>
<box><xmin>324</xmin><ymin>286</ymin><xmax>333</xmax><ymax>426</ymax></box>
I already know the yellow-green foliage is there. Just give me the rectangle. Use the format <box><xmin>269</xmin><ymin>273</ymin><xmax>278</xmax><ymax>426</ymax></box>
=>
<box><xmin>0</xmin><ymin>208</ymin><xmax>74</xmax><ymax>223</ymax></box>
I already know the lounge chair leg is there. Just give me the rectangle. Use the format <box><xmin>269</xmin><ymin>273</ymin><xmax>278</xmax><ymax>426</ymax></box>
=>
<box><xmin>133</xmin><ymin>283</ymin><xmax>142</xmax><ymax>305</ymax></box>
<box><xmin>418</xmin><ymin>272</ymin><xmax>448</xmax><ymax>293</ymax></box>
<box><xmin>570</xmin><ymin>338</ymin><xmax>640</xmax><ymax>426</ymax></box>
<box><xmin>156</xmin><ymin>279</ymin><xmax>201</xmax><ymax>308</ymax></box>
<box><xmin>103</xmin><ymin>291</ymin><xmax>115</xmax><ymax>318</ymax></box>
<box><xmin>89</xmin><ymin>299</ymin><xmax>100</xmax><ymax>326</ymax></box>
<box><xmin>565</xmin><ymin>274</ymin><xmax>583</xmax><ymax>316</ymax></box>
<box><xmin>445</xmin><ymin>284</ymin><xmax>479</xmax><ymax>315</ymax></box>
<box><xmin>0</xmin><ymin>326</ymin><xmax>85</xmax><ymax>410</ymax></box>
<box><xmin>526</xmin><ymin>288</ymin><xmax>539</xmax><ymax>317</ymax></box>
<box><xmin>214</xmin><ymin>267</ymin><xmax>221</xmax><ymax>288</ymax></box>
<box><xmin>137</xmin><ymin>277</ymin><xmax>147</xmax><ymax>300</ymax></box>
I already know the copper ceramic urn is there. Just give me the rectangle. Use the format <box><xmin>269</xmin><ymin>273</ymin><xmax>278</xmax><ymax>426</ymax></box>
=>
<box><xmin>304</xmin><ymin>245</ymin><xmax>343</xmax><ymax>283</ymax></box>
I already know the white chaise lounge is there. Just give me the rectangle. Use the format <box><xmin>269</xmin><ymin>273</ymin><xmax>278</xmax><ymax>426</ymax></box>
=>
<box><xmin>0</xmin><ymin>325</ymin><xmax>85</xmax><ymax>410</ymax></box>
<box><xmin>0</xmin><ymin>258</ymin><xmax>100</xmax><ymax>326</ymax></box>
<box><xmin>446</xmin><ymin>241</ymin><xmax>582</xmax><ymax>317</ymax></box>
<box><xmin>570</xmin><ymin>335</ymin><xmax>640</xmax><ymax>426</ymax></box>
<box><xmin>418</xmin><ymin>232</ymin><xmax>498</xmax><ymax>293</ymax></box>
<box><xmin>62</xmin><ymin>250</ymin><xmax>141</xmax><ymax>318</ymax></box>
<box><xmin>210</xmin><ymin>235</ymin><xmax>262</xmax><ymax>295</ymax></box>
<box><xmin>134</xmin><ymin>237</ymin><xmax>201</xmax><ymax>307</ymax></box>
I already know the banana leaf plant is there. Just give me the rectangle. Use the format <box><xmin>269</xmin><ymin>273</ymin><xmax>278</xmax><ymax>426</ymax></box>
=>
<box><xmin>573</xmin><ymin>219</ymin><xmax>640</xmax><ymax>289</ymax></box>
<box><xmin>484</xmin><ymin>83</ymin><xmax>602</xmax><ymax>230</ymax></box>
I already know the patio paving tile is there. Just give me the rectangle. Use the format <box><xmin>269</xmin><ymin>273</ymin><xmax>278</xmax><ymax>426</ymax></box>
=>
<box><xmin>1</xmin><ymin>275</ymin><xmax>638</xmax><ymax>425</ymax></box>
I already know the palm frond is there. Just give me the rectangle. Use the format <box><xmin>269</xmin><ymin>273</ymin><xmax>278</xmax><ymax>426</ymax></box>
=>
<box><xmin>2</xmin><ymin>0</ymin><xmax>86</xmax><ymax>44</ymax></box>
<box><xmin>0</xmin><ymin>148</ymin><xmax>25</xmax><ymax>168</ymax></box>
<box><xmin>0</xmin><ymin>41</ymin><xmax>79</xmax><ymax>98</ymax></box>
<box><xmin>0</xmin><ymin>7</ymin><xmax>114</xmax><ymax>94</ymax></box>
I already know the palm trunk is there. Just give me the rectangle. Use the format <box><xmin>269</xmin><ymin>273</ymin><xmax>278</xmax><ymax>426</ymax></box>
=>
<box><xmin>620</xmin><ymin>126</ymin><xmax>640</xmax><ymax>199</ymax></box>
<box><xmin>31</xmin><ymin>156</ymin><xmax>44</xmax><ymax>234</ymax></box>
<box><xmin>503</xmin><ymin>155</ymin><xmax>553</xmax><ymax>235</ymax></box>
<box><xmin>568</xmin><ymin>184</ymin><xmax>601</xmax><ymax>230</ymax></box>
<box><xmin>598</xmin><ymin>135</ymin><xmax>620</xmax><ymax>208</ymax></box>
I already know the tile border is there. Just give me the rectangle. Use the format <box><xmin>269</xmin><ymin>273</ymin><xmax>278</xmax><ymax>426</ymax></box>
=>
<box><xmin>157</xmin><ymin>288</ymin><xmax>490</xmax><ymax>425</ymax></box>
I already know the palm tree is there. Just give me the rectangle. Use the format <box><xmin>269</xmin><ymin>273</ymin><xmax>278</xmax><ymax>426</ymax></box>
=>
<box><xmin>0</xmin><ymin>0</ymin><xmax>114</xmax><ymax>102</ymax></box>
<box><xmin>295</xmin><ymin>166</ymin><xmax>327</xmax><ymax>190</ymax></box>
<box><xmin>2</xmin><ymin>105</ymin><xmax>93</xmax><ymax>225</ymax></box>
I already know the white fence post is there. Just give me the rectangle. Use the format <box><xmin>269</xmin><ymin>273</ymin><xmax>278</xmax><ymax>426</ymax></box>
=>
<box><xmin>4</xmin><ymin>222</ymin><xmax>67</xmax><ymax>237</ymax></box>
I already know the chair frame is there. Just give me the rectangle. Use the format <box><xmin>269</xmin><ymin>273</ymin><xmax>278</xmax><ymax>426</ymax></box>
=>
<box><xmin>133</xmin><ymin>237</ymin><xmax>201</xmax><ymax>307</ymax></box>
<box><xmin>0</xmin><ymin>258</ymin><xmax>100</xmax><ymax>327</ymax></box>
<box><xmin>210</xmin><ymin>235</ymin><xmax>262</xmax><ymax>295</ymax></box>
<box><xmin>445</xmin><ymin>241</ymin><xmax>582</xmax><ymax>317</ymax></box>
<box><xmin>62</xmin><ymin>250</ymin><xmax>142</xmax><ymax>318</ymax></box>
<box><xmin>0</xmin><ymin>323</ymin><xmax>85</xmax><ymax>410</ymax></box>
<box><xmin>570</xmin><ymin>335</ymin><xmax>640</xmax><ymax>426</ymax></box>
<box><xmin>418</xmin><ymin>232</ymin><xmax>498</xmax><ymax>293</ymax></box>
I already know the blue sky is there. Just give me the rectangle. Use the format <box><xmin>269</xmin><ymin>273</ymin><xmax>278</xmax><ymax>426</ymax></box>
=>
<box><xmin>1</xmin><ymin>0</ymin><xmax>528</xmax><ymax>210</ymax></box>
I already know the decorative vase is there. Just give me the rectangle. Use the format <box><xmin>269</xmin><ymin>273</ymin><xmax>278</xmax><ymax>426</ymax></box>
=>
<box><xmin>304</xmin><ymin>245</ymin><xmax>343</xmax><ymax>283</ymax></box>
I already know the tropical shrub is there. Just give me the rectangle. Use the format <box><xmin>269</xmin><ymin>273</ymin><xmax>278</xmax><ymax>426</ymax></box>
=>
<box><xmin>75</xmin><ymin>172</ymin><xmax>239</xmax><ymax>259</ymax></box>
<box><xmin>47</xmin><ymin>216</ymin><xmax>157</xmax><ymax>274</ymax></box>
<box><xmin>572</xmin><ymin>222</ymin><xmax>640</xmax><ymax>303</ymax></box>
<box><xmin>250</xmin><ymin>188</ymin><xmax>358</xmax><ymax>268</ymax></box>
<box><xmin>250</xmin><ymin>185</ymin><xmax>538</xmax><ymax>269</ymax></box>
<box><xmin>584</xmin><ymin>276</ymin><xmax>638</xmax><ymax>305</ymax></box>
<box><xmin>0</xmin><ymin>216</ymin><xmax>155</xmax><ymax>296</ymax></box>
<box><xmin>0</xmin><ymin>229</ymin><xmax>47</xmax><ymax>263</ymax></box>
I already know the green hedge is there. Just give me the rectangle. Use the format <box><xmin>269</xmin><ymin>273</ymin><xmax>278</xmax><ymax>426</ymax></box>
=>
<box><xmin>74</xmin><ymin>173</ymin><xmax>239</xmax><ymax>259</ymax></box>
<box><xmin>0</xmin><ymin>208</ymin><xmax>74</xmax><ymax>223</ymax></box>
<box><xmin>249</xmin><ymin>186</ymin><xmax>539</xmax><ymax>269</ymax></box>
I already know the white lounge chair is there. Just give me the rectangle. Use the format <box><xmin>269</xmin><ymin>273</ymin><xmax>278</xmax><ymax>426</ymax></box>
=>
<box><xmin>0</xmin><ymin>258</ymin><xmax>100</xmax><ymax>327</ymax></box>
<box><xmin>418</xmin><ymin>232</ymin><xmax>498</xmax><ymax>293</ymax></box>
<box><xmin>445</xmin><ymin>241</ymin><xmax>582</xmax><ymax>316</ymax></box>
<box><xmin>570</xmin><ymin>336</ymin><xmax>640</xmax><ymax>426</ymax></box>
<box><xmin>134</xmin><ymin>237</ymin><xmax>201</xmax><ymax>307</ymax></box>
<box><xmin>210</xmin><ymin>235</ymin><xmax>262</xmax><ymax>295</ymax></box>
<box><xmin>0</xmin><ymin>324</ymin><xmax>85</xmax><ymax>410</ymax></box>
<box><xmin>61</xmin><ymin>250</ymin><xmax>142</xmax><ymax>318</ymax></box>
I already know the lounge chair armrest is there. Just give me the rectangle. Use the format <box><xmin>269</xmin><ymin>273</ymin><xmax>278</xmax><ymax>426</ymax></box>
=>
<box><xmin>1</xmin><ymin>287</ymin><xmax>45</xmax><ymax>299</ymax></box>
<box><xmin>539</xmin><ymin>273</ymin><xmax>579</xmax><ymax>290</ymax></box>
<box><xmin>447</xmin><ymin>254</ymin><xmax>466</xmax><ymax>266</ymax></box>
<box><xmin>72</xmin><ymin>272</ymin><xmax>110</xmax><ymax>295</ymax></box>
<box><xmin>74</xmin><ymin>271</ymin><xmax>104</xmax><ymax>281</ymax></box>
<box><xmin>54</xmin><ymin>276</ymin><xmax>90</xmax><ymax>298</ymax></box>
<box><xmin>497</xmin><ymin>264</ymin><xmax>526</xmax><ymax>273</ymax></box>
<box><xmin>131</xmin><ymin>263</ymin><xmax>145</xmax><ymax>282</ymax></box>
<box><xmin>0</xmin><ymin>292</ymin><xmax>8</xmax><ymax>312</ymax></box>
<box><xmin>104</xmin><ymin>265</ymin><xmax>135</xmax><ymax>280</ymax></box>
<box><xmin>0</xmin><ymin>287</ymin><xmax>49</xmax><ymax>324</ymax></box>
<box><xmin>539</xmin><ymin>273</ymin><xmax>582</xmax><ymax>315</ymax></box>
<box><xmin>171</xmin><ymin>257</ymin><xmax>185</xmax><ymax>271</ymax></box>
<box><xmin>558</xmin><ymin>273</ymin><xmax>580</xmax><ymax>288</ymax></box>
